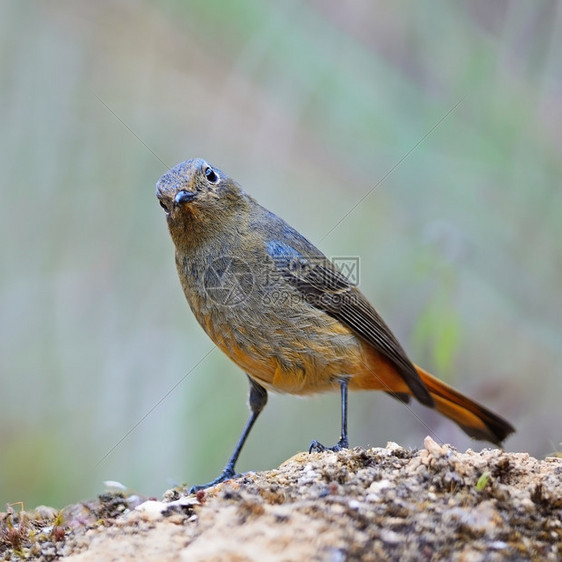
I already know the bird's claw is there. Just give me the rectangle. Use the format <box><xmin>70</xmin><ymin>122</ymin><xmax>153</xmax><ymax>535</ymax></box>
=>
<box><xmin>188</xmin><ymin>467</ymin><xmax>239</xmax><ymax>494</ymax></box>
<box><xmin>308</xmin><ymin>438</ymin><xmax>348</xmax><ymax>454</ymax></box>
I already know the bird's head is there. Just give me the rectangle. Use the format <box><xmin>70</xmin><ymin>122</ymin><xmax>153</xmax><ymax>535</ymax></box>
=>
<box><xmin>156</xmin><ymin>158</ymin><xmax>247</xmax><ymax>246</ymax></box>
<box><xmin>156</xmin><ymin>158</ymin><xmax>228</xmax><ymax>217</ymax></box>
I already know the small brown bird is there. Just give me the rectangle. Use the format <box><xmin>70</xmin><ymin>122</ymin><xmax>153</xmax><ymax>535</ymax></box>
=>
<box><xmin>156</xmin><ymin>158</ymin><xmax>515</xmax><ymax>491</ymax></box>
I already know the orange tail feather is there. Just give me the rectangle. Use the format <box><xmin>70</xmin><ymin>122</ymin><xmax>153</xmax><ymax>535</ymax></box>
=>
<box><xmin>415</xmin><ymin>365</ymin><xmax>515</xmax><ymax>445</ymax></box>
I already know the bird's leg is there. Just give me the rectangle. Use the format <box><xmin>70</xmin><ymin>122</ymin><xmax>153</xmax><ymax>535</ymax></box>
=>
<box><xmin>190</xmin><ymin>376</ymin><xmax>268</xmax><ymax>493</ymax></box>
<box><xmin>309</xmin><ymin>377</ymin><xmax>349</xmax><ymax>453</ymax></box>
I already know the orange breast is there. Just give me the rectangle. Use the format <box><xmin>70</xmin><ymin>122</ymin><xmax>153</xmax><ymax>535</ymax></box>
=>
<box><xmin>210</xmin><ymin>313</ymin><xmax>409</xmax><ymax>397</ymax></box>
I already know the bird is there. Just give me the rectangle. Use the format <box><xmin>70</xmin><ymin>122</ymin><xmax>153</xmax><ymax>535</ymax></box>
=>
<box><xmin>155</xmin><ymin>158</ymin><xmax>515</xmax><ymax>491</ymax></box>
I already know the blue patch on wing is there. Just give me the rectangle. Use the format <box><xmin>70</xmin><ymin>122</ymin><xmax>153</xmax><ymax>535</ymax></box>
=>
<box><xmin>266</xmin><ymin>240</ymin><xmax>308</xmax><ymax>275</ymax></box>
<box><xmin>266</xmin><ymin>240</ymin><xmax>302</xmax><ymax>260</ymax></box>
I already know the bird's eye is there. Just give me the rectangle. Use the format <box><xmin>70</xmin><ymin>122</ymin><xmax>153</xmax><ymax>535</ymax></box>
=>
<box><xmin>204</xmin><ymin>166</ymin><xmax>219</xmax><ymax>184</ymax></box>
<box><xmin>159</xmin><ymin>200</ymin><xmax>170</xmax><ymax>214</ymax></box>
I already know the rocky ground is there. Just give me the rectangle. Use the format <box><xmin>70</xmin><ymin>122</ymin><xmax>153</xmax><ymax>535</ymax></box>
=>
<box><xmin>1</xmin><ymin>437</ymin><xmax>561</xmax><ymax>561</ymax></box>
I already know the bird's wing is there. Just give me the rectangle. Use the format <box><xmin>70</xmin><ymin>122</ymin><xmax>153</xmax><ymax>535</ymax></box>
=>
<box><xmin>265</xmin><ymin>239</ymin><xmax>433</xmax><ymax>406</ymax></box>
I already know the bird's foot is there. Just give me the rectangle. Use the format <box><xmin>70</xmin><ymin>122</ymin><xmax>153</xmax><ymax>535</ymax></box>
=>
<box><xmin>308</xmin><ymin>436</ymin><xmax>349</xmax><ymax>454</ymax></box>
<box><xmin>188</xmin><ymin>466</ymin><xmax>239</xmax><ymax>493</ymax></box>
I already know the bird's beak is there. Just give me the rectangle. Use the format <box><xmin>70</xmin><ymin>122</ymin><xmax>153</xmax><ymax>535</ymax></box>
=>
<box><xmin>174</xmin><ymin>190</ymin><xmax>197</xmax><ymax>206</ymax></box>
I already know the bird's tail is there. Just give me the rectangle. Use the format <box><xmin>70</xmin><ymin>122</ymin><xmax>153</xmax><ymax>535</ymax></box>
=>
<box><xmin>415</xmin><ymin>365</ymin><xmax>515</xmax><ymax>446</ymax></box>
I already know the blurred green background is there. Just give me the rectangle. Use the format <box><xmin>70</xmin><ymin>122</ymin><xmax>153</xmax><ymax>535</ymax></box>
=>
<box><xmin>1</xmin><ymin>0</ymin><xmax>561</xmax><ymax>508</ymax></box>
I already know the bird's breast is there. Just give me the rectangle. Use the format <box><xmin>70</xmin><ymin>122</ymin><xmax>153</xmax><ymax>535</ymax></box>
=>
<box><xmin>176</xmin><ymin>248</ymin><xmax>377</xmax><ymax>394</ymax></box>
